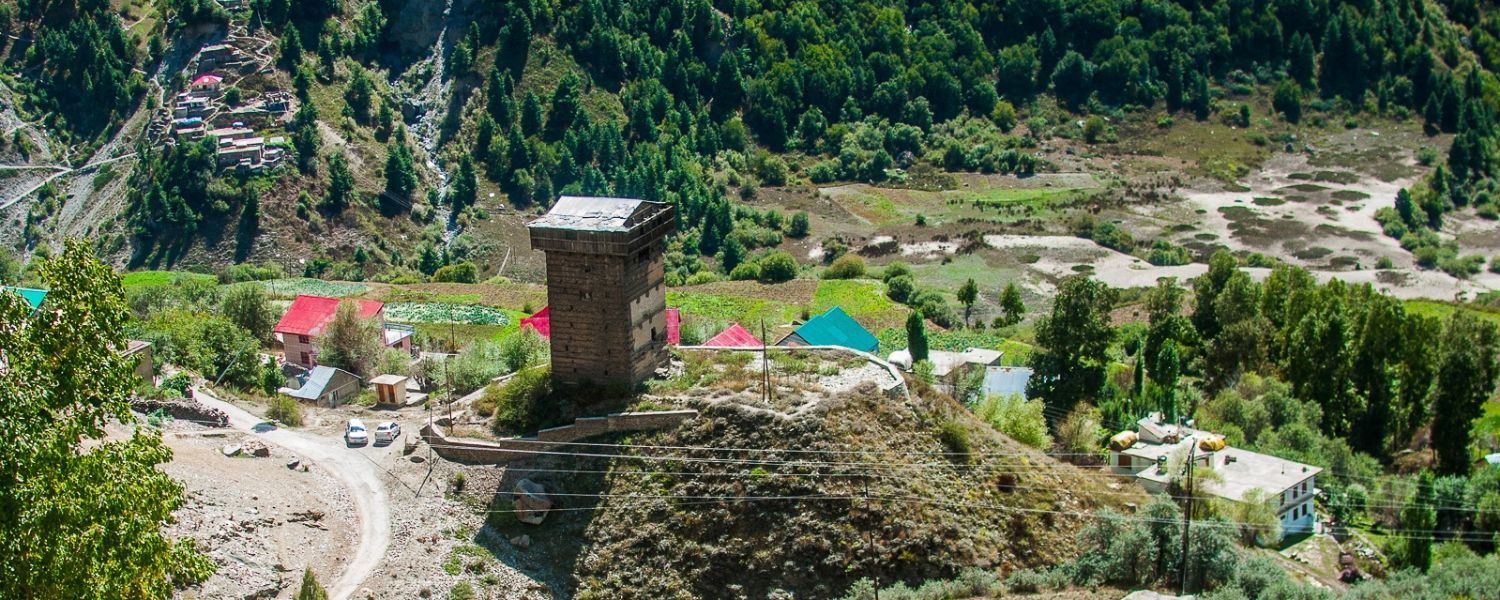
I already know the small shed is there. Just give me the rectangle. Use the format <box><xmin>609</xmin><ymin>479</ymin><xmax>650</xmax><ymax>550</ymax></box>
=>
<box><xmin>122</xmin><ymin>339</ymin><xmax>155</xmax><ymax>384</ymax></box>
<box><xmin>370</xmin><ymin>374</ymin><xmax>409</xmax><ymax>406</ymax></box>
<box><xmin>280</xmin><ymin>366</ymin><xmax>362</xmax><ymax>407</ymax></box>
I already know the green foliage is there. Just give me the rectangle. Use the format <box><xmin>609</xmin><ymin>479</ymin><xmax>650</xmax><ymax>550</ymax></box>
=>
<box><xmin>317</xmin><ymin>301</ymin><xmax>385</xmax><ymax>379</ymax></box>
<box><xmin>998</xmin><ymin>282</ymin><xmax>1025</xmax><ymax>326</ymax></box>
<box><xmin>1273</xmin><ymin>80</ymin><xmax>1303</xmax><ymax>123</ymax></box>
<box><xmin>957</xmin><ymin>278</ymin><xmax>979</xmax><ymax>320</ymax></box>
<box><xmin>905</xmin><ymin>311</ymin><xmax>929</xmax><ymax>362</ymax></box>
<box><xmin>974</xmin><ymin>394</ymin><xmax>1052</xmax><ymax>449</ymax></box>
<box><xmin>934</xmin><ymin>418</ymin><xmax>971</xmax><ymax>463</ymax></box>
<box><xmin>432</xmin><ymin>261</ymin><xmax>479</xmax><ymax>284</ymax></box>
<box><xmin>220</xmin><ymin>262</ymin><xmax>287</xmax><ymax>284</ymax></box>
<box><xmin>267</xmin><ymin>395</ymin><xmax>304</xmax><ymax>427</ymax></box>
<box><xmin>1431</xmin><ymin>313</ymin><xmax>1500</xmax><ymax>475</ymax></box>
<box><xmin>0</xmin><ymin>240</ymin><xmax>215</xmax><ymax>597</ymax></box>
<box><xmin>135</xmin><ymin>309</ymin><xmax>262</xmax><ymax>388</ymax></box>
<box><xmin>788</xmin><ymin>212</ymin><xmax>811</xmax><ymax>238</ymax></box>
<box><xmin>499</xmin><ymin>328</ymin><xmax>548</xmax><ymax>373</ymax></box>
<box><xmin>822</xmin><ymin>254</ymin><xmax>866</xmax><ymax>280</ymax></box>
<box><xmin>295</xmin><ymin>569</ymin><xmax>328</xmax><ymax>600</ymax></box>
<box><xmin>1030</xmin><ymin>276</ymin><xmax>1116</xmax><ymax>421</ymax></box>
<box><xmin>757</xmin><ymin>251</ymin><xmax>799</xmax><ymax>283</ymax></box>
<box><xmin>219</xmin><ymin>284</ymin><xmax>275</xmax><ymax>342</ymax></box>
<box><xmin>488</xmin><ymin>366</ymin><xmax>552</xmax><ymax>434</ymax></box>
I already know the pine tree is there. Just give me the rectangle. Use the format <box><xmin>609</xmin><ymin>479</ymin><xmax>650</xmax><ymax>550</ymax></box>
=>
<box><xmin>520</xmin><ymin>91</ymin><xmax>544</xmax><ymax>136</ymax></box>
<box><xmin>906</xmin><ymin>310</ymin><xmax>929</xmax><ymax>363</ymax></box>
<box><xmin>450</xmin><ymin>155</ymin><xmax>477</xmax><ymax>212</ymax></box>
<box><xmin>323</xmin><ymin>154</ymin><xmax>354</xmax><ymax>213</ymax></box>
<box><xmin>279</xmin><ymin>27</ymin><xmax>303</xmax><ymax>70</ymax></box>
<box><xmin>1431</xmin><ymin>313</ymin><xmax>1500</xmax><ymax>475</ymax></box>
<box><xmin>1400</xmin><ymin>471</ymin><xmax>1437</xmax><ymax>571</ymax></box>
<box><xmin>295</xmin><ymin>569</ymin><xmax>328</xmax><ymax>600</ymax></box>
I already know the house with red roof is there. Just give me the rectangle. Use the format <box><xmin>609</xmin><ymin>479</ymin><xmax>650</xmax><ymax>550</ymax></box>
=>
<box><xmin>190</xmin><ymin>73</ymin><xmax>223</xmax><ymax>96</ymax></box>
<box><xmin>702</xmin><ymin>323</ymin><xmax>762</xmax><ymax>348</ymax></box>
<box><xmin>274</xmin><ymin>295</ymin><xmax>413</xmax><ymax>368</ymax></box>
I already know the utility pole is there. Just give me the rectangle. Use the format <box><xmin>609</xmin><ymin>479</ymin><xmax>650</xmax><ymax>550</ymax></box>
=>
<box><xmin>862</xmin><ymin>477</ymin><xmax>879</xmax><ymax>600</ymax></box>
<box><xmin>1180</xmin><ymin>442</ymin><xmax>1196</xmax><ymax>596</ymax></box>
<box><xmin>760</xmin><ymin>321</ymin><xmax>770</xmax><ymax>403</ymax></box>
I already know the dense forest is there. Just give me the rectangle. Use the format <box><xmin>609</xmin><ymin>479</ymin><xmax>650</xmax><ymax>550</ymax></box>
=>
<box><xmin>9</xmin><ymin>0</ymin><xmax>1493</xmax><ymax>273</ymax></box>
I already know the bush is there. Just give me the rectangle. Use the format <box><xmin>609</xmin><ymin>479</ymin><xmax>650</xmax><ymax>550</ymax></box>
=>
<box><xmin>881</xmin><ymin>262</ymin><xmax>913</xmax><ymax>282</ymax></box>
<box><xmin>489</xmin><ymin>366</ymin><xmax>551</xmax><ymax>434</ymax></box>
<box><xmin>788</xmin><ymin>211</ymin><xmax>810</xmax><ymax>238</ymax></box>
<box><xmin>935</xmin><ymin>418</ymin><xmax>971</xmax><ymax>462</ymax></box>
<box><xmin>267</xmin><ymin>396</ymin><xmax>303</xmax><ymax>426</ymax></box>
<box><xmin>757</xmin><ymin>251</ymin><xmax>799</xmax><ymax>283</ymax></box>
<box><xmin>685</xmin><ymin>271</ymin><xmax>724</xmax><ymax>285</ymax></box>
<box><xmin>974</xmin><ymin>393</ymin><xmax>1052</xmax><ymax>449</ymax></box>
<box><xmin>886</xmin><ymin>275</ymin><xmax>916</xmax><ymax>303</ymax></box>
<box><xmin>432</xmin><ymin>261</ymin><xmax>479</xmax><ymax>283</ymax></box>
<box><xmin>729</xmin><ymin>262</ymin><xmax>762</xmax><ymax>281</ymax></box>
<box><xmin>499</xmin><ymin>327</ymin><xmax>548</xmax><ymax>372</ymax></box>
<box><xmin>219</xmin><ymin>262</ymin><xmax>286</xmax><ymax>283</ymax></box>
<box><xmin>1376</xmin><ymin>256</ymin><xmax>1395</xmax><ymax>269</ymax></box>
<box><xmin>822</xmin><ymin>254</ymin><xmax>866</xmax><ymax>279</ymax></box>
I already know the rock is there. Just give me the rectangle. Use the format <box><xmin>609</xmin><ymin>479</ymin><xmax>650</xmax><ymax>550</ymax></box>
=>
<box><xmin>509</xmin><ymin>534</ymin><xmax>531</xmax><ymax>549</ymax></box>
<box><xmin>285</xmin><ymin>459</ymin><xmax>300</xmax><ymax>470</ymax></box>
<box><xmin>513</xmin><ymin>479</ymin><xmax>551</xmax><ymax>525</ymax></box>
<box><xmin>221</xmin><ymin>444</ymin><xmax>242</xmax><ymax>457</ymax></box>
<box><xmin>410</xmin><ymin>455</ymin><xmax>425</xmax><ymax>463</ymax></box>
<box><xmin>361</xmin><ymin>587</ymin><xmax>374</xmax><ymax>599</ymax></box>
<box><xmin>243</xmin><ymin>440</ymin><xmax>271</xmax><ymax>457</ymax></box>
<box><xmin>403</xmin><ymin>437</ymin><xmax>418</xmax><ymax>455</ymax></box>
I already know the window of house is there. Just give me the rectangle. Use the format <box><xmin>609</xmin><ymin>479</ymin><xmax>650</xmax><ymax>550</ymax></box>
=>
<box><xmin>298</xmin><ymin>335</ymin><xmax>309</xmax><ymax>344</ymax></box>
<box><xmin>1117</xmin><ymin>454</ymin><xmax>1130</xmax><ymax>467</ymax></box>
<box><xmin>300</xmin><ymin>352</ymin><xmax>310</xmax><ymax>365</ymax></box>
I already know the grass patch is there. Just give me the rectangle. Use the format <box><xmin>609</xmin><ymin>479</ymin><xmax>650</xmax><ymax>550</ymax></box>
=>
<box><xmin>668</xmin><ymin>291</ymin><xmax>795</xmax><ymax>327</ymax></box>
<box><xmin>1404</xmin><ymin>300</ymin><xmax>1500</xmax><ymax>327</ymax></box>
<box><xmin>121</xmin><ymin>270</ymin><xmax>216</xmax><ymax>288</ymax></box>
<box><xmin>1331</xmin><ymin>190</ymin><xmax>1371</xmax><ymax>201</ymax></box>
<box><xmin>1277</xmin><ymin>183</ymin><xmax>1329</xmax><ymax>193</ymax></box>
<box><xmin>1251</xmin><ymin>196</ymin><xmax>1285</xmax><ymax>206</ymax></box>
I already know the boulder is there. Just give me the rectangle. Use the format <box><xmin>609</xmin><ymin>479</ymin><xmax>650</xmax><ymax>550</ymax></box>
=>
<box><xmin>221</xmin><ymin>444</ymin><xmax>242</xmax><ymax>457</ymax></box>
<box><xmin>509</xmin><ymin>534</ymin><xmax>531</xmax><ymax>549</ymax></box>
<box><xmin>243</xmin><ymin>440</ymin><xmax>271</xmax><ymax>457</ymax></box>
<box><xmin>513</xmin><ymin>479</ymin><xmax>551</xmax><ymax>525</ymax></box>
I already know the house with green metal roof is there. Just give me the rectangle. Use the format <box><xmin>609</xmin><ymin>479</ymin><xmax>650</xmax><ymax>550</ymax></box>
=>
<box><xmin>2</xmin><ymin>286</ymin><xmax>47</xmax><ymax>311</ymax></box>
<box><xmin>775</xmin><ymin>307</ymin><xmax>879</xmax><ymax>353</ymax></box>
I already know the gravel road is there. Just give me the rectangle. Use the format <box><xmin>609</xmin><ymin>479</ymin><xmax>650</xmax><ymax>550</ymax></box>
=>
<box><xmin>194</xmin><ymin>389</ymin><xmax>391</xmax><ymax>600</ymax></box>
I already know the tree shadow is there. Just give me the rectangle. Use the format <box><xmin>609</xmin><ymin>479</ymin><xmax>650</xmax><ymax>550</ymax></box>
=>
<box><xmin>471</xmin><ymin>452</ymin><xmax>613</xmax><ymax>599</ymax></box>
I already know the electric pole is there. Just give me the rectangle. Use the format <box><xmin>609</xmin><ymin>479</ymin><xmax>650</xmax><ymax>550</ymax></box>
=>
<box><xmin>760</xmin><ymin>321</ymin><xmax>770</xmax><ymax>403</ymax></box>
<box><xmin>1180</xmin><ymin>442</ymin><xmax>1196</xmax><ymax>596</ymax></box>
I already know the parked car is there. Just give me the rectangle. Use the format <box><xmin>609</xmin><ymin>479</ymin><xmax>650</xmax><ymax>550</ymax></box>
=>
<box><xmin>345</xmin><ymin>419</ymin><xmax>369</xmax><ymax>445</ymax></box>
<box><xmin>374</xmin><ymin>421</ymin><xmax>401</xmax><ymax>444</ymax></box>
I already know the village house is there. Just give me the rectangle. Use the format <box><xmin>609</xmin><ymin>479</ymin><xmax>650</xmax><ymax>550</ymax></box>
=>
<box><xmin>273</xmin><ymin>295</ymin><xmax>414</xmax><ymax>369</ymax></box>
<box><xmin>172</xmin><ymin>94</ymin><xmax>211</xmax><ymax>119</ymax></box>
<box><xmin>1110</xmin><ymin>413</ymin><xmax>1322</xmax><ymax>539</ymax></box>
<box><xmin>776</xmin><ymin>307</ymin><xmax>879</xmax><ymax>353</ymax></box>
<box><xmin>190</xmin><ymin>74</ymin><xmax>223</xmax><ymax>97</ymax></box>
<box><xmin>279</xmin><ymin>365</ymin><xmax>361</xmax><ymax>407</ymax></box>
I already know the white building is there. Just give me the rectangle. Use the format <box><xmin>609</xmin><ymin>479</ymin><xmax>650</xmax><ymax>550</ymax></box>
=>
<box><xmin>1109</xmin><ymin>413</ymin><xmax>1321</xmax><ymax>538</ymax></box>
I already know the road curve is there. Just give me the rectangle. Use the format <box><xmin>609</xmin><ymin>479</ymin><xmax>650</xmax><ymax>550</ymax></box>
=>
<box><xmin>193</xmin><ymin>389</ymin><xmax>390</xmax><ymax>600</ymax></box>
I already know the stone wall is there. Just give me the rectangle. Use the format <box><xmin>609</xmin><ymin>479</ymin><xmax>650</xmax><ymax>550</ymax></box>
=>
<box><xmin>129</xmin><ymin>398</ymin><xmax>230</xmax><ymax>427</ymax></box>
<box><xmin>422</xmin><ymin>409</ymin><xmax>698</xmax><ymax>464</ymax></box>
<box><xmin>676</xmin><ymin>344</ymin><xmax>909</xmax><ymax>400</ymax></box>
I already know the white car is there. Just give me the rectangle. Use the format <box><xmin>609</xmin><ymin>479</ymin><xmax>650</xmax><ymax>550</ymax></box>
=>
<box><xmin>345</xmin><ymin>419</ymin><xmax>369</xmax><ymax>445</ymax></box>
<box><xmin>374</xmin><ymin>421</ymin><xmax>401</xmax><ymax>444</ymax></box>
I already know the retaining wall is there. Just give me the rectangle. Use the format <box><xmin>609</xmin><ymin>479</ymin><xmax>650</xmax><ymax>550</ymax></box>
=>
<box><xmin>422</xmin><ymin>409</ymin><xmax>698</xmax><ymax>464</ymax></box>
<box><xmin>676</xmin><ymin>344</ymin><xmax>909</xmax><ymax>400</ymax></box>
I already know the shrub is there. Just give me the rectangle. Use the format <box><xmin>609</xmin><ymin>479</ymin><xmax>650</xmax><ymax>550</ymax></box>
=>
<box><xmin>685</xmin><ymin>271</ymin><xmax>724</xmax><ymax>285</ymax></box>
<box><xmin>159</xmin><ymin>372</ymin><xmax>193</xmax><ymax>395</ymax></box>
<box><xmin>788</xmin><ymin>211</ymin><xmax>810</xmax><ymax>238</ymax></box>
<box><xmin>267</xmin><ymin>396</ymin><xmax>303</xmax><ymax>426</ymax></box>
<box><xmin>757</xmin><ymin>251</ymin><xmax>799</xmax><ymax>283</ymax></box>
<box><xmin>935</xmin><ymin>417</ymin><xmax>971</xmax><ymax>462</ymax></box>
<box><xmin>974</xmin><ymin>393</ymin><xmax>1052</xmax><ymax>449</ymax></box>
<box><xmin>729</xmin><ymin>262</ymin><xmax>762</xmax><ymax>281</ymax></box>
<box><xmin>886</xmin><ymin>275</ymin><xmax>916</xmax><ymax>303</ymax></box>
<box><xmin>822</xmin><ymin>254</ymin><xmax>866</xmax><ymax>279</ymax></box>
<box><xmin>489</xmin><ymin>366</ymin><xmax>551</xmax><ymax>434</ymax></box>
<box><xmin>431</xmin><ymin>261</ymin><xmax>479</xmax><ymax>283</ymax></box>
<box><xmin>219</xmin><ymin>262</ymin><xmax>286</xmax><ymax>283</ymax></box>
<box><xmin>1376</xmin><ymin>256</ymin><xmax>1395</xmax><ymax>269</ymax></box>
<box><xmin>499</xmin><ymin>327</ymin><xmax>548</xmax><ymax>372</ymax></box>
<box><xmin>881</xmin><ymin>262</ymin><xmax>913</xmax><ymax>282</ymax></box>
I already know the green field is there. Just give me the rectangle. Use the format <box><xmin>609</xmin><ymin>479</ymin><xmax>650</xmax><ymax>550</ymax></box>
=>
<box><xmin>1403</xmin><ymin>300</ymin><xmax>1500</xmax><ymax>326</ymax></box>
<box><xmin>385</xmin><ymin>302</ymin><xmax>511</xmax><ymax>325</ymax></box>
<box><xmin>121</xmin><ymin>270</ymin><xmax>216</xmax><ymax>288</ymax></box>
<box><xmin>255</xmin><ymin>278</ymin><xmax>370</xmax><ymax>299</ymax></box>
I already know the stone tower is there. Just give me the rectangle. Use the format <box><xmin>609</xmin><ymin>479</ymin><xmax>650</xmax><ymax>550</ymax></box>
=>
<box><xmin>528</xmin><ymin>196</ymin><xmax>675</xmax><ymax>388</ymax></box>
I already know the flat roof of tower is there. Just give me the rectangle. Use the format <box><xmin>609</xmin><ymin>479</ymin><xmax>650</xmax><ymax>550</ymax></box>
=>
<box><xmin>528</xmin><ymin>196</ymin><xmax>666</xmax><ymax>232</ymax></box>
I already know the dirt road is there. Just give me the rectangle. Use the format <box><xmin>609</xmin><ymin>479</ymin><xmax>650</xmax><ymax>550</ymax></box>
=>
<box><xmin>194</xmin><ymin>389</ymin><xmax>391</xmax><ymax>600</ymax></box>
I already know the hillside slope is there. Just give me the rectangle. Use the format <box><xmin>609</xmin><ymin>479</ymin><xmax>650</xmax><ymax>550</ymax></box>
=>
<box><xmin>485</xmin><ymin>377</ymin><xmax>1139</xmax><ymax>599</ymax></box>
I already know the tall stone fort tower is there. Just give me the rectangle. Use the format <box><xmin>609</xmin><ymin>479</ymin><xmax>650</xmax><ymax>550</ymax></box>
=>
<box><xmin>528</xmin><ymin>196</ymin><xmax>675</xmax><ymax>388</ymax></box>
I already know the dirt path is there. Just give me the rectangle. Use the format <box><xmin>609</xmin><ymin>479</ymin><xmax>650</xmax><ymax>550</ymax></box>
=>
<box><xmin>195</xmin><ymin>389</ymin><xmax>391</xmax><ymax>600</ymax></box>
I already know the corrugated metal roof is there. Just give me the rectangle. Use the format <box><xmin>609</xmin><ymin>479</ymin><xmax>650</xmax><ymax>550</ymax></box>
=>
<box><xmin>274</xmin><ymin>295</ymin><xmax>384</xmax><ymax>337</ymax></box>
<box><xmin>527</xmin><ymin>196</ymin><xmax>664</xmax><ymax>231</ymax></box>
<box><xmin>790</xmin><ymin>307</ymin><xmax>878</xmax><ymax>353</ymax></box>
<box><xmin>981</xmin><ymin>366</ymin><xmax>1033</xmax><ymax>399</ymax></box>
<box><xmin>285</xmin><ymin>366</ymin><xmax>342</xmax><ymax>400</ymax></box>
<box><xmin>703</xmin><ymin>323</ymin><xmax>763</xmax><ymax>348</ymax></box>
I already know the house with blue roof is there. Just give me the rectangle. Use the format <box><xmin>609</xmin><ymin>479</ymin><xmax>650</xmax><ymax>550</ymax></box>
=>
<box><xmin>279</xmin><ymin>365</ymin><xmax>362</xmax><ymax>407</ymax></box>
<box><xmin>776</xmin><ymin>307</ymin><xmax>879</xmax><ymax>353</ymax></box>
<box><xmin>981</xmin><ymin>366</ymin><xmax>1034</xmax><ymax>399</ymax></box>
